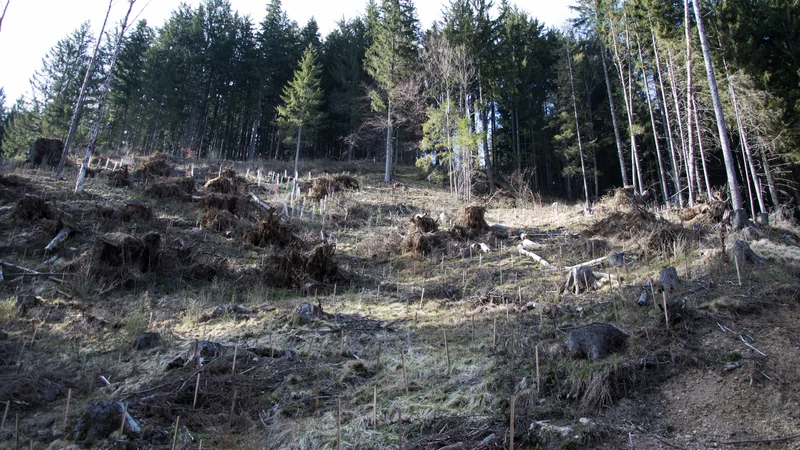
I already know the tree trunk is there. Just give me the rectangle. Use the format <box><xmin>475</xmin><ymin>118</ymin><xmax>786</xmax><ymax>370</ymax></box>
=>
<box><xmin>691</xmin><ymin>0</ymin><xmax>744</xmax><ymax>212</ymax></box>
<box><xmin>0</xmin><ymin>0</ymin><xmax>10</xmax><ymax>34</ymax></box>
<box><xmin>638</xmin><ymin>38</ymin><xmax>669</xmax><ymax>206</ymax></box>
<box><xmin>652</xmin><ymin>31</ymin><xmax>682</xmax><ymax>207</ymax></box>
<box><xmin>666</xmin><ymin>50</ymin><xmax>688</xmax><ymax>207</ymax></box>
<box><xmin>692</xmin><ymin>97</ymin><xmax>713</xmax><ymax>195</ymax></box>
<box><xmin>384</xmin><ymin>99</ymin><xmax>393</xmax><ymax>183</ymax></box>
<box><xmin>761</xmin><ymin>149</ymin><xmax>780</xmax><ymax>211</ymax></box>
<box><xmin>600</xmin><ymin>47</ymin><xmax>628</xmax><ymax>187</ymax></box>
<box><xmin>248</xmin><ymin>95</ymin><xmax>262</xmax><ymax>161</ymax></box>
<box><xmin>479</xmin><ymin>79</ymin><xmax>493</xmax><ymax>193</ymax></box>
<box><xmin>610</xmin><ymin>16</ymin><xmax>642</xmax><ymax>194</ymax></box>
<box><xmin>567</xmin><ymin>43</ymin><xmax>590</xmax><ymax>210</ymax></box>
<box><xmin>75</xmin><ymin>0</ymin><xmax>136</xmax><ymax>194</ymax></box>
<box><xmin>293</xmin><ymin>123</ymin><xmax>302</xmax><ymax>177</ymax></box>
<box><xmin>684</xmin><ymin>0</ymin><xmax>697</xmax><ymax>205</ymax></box>
<box><xmin>56</xmin><ymin>0</ymin><xmax>113</xmax><ymax>179</ymax></box>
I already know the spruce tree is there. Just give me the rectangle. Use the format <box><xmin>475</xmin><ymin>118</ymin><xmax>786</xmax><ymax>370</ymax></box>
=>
<box><xmin>277</xmin><ymin>44</ymin><xmax>325</xmax><ymax>176</ymax></box>
<box><xmin>364</xmin><ymin>0</ymin><xmax>420</xmax><ymax>182</ymax></box>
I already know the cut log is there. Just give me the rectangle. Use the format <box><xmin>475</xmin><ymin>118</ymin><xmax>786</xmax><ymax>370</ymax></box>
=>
<box><xmin>248</xmin><ymin>192</ymin><xmax>271</xmax><ymax>212</ymax></box>
<box><xmin>45</xmin><ymin>227</ymin><xmax>72</xmax><ymax>252</ymax></box>
<box><xmin>517</xmin><ymin>244</ymin><xmax>554</xmax><ymax>268</ymax></box>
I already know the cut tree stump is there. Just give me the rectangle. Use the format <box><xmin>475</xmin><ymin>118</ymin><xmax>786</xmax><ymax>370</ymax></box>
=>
<box><xmin>562</xmin><ymin>266</ymin><xmax>597</xmax><ymax>294</ymax></box>
<box><xmin>657</xmin><ymin>267</ymin><xmax>679</xmax><ymax>292</ymax></box>
<box><xmin>729</xmin><ymin>240</ymin><xmax>766</xmax><ymax>264</ymax></box>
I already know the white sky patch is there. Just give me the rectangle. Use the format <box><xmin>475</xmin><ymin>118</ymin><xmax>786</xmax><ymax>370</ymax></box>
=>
<box><xmin>0</xmin><ymin>0</ymin><xmax>575</xmax><ymax>103</ymax></box>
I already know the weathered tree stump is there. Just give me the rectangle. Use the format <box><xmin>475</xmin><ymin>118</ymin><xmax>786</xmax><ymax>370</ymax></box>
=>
<box><xmin>732</xmin><ymin>209</ymin><xmax>750</xmax><ymax>231</ymax></box>
<box><xmin>729</xmin><ymin>239</ymin><xmax>766</xmax><ymax>264</ymax></box>
<box><xmin>563</xmin><ymin>266</ymin><xmax>597</xmax><ymax>294</ymax></box>
<box><xmin>72</xmin><ymin>401</ymin><xmax>141</xmax><ymax>442</ymax></box>
<box><xmin>657</xmin><ymin>267</ymin><xmax>679</xmax><ymax>293</ymax></box>
<box><xmin>568</xmin><ymin>323</ymin><xmax>629</xmax><ymax>360</ymax></box>
<box><xmin>754</xmin><ymin>212</ymin><xmax>770</xmax><ymax>227</ymax></box>
<box><xmin>133</xmin><ymin>332</ymin><xmax>160</xmax><ymax>351</ymax></box>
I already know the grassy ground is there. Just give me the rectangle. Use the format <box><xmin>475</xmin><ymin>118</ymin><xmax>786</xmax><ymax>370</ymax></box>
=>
<box><xmin>1</xmin><ymin>156</ymin><xmax>799</xmax><ymax>449</ymax></box>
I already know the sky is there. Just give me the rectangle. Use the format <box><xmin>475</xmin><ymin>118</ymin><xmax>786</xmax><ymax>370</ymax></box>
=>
<box><xmin>0</xmin><ymin>0</ymin><xmax>575</xmax><ymax>104</ymax></box>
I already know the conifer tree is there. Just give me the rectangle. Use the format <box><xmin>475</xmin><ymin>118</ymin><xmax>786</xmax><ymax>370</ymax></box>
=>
<box><xmin>364</xmin><ymin>0</ymin><xmax>420</xmax><ymax>182</ymax></box>
<box><xmin>277</xmin><ymin>44</ymin><xmax>325</xmax><ymax>176</ymax></box>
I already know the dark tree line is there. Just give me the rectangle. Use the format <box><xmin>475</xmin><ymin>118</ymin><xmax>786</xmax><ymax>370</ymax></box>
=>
<box><xmin>1</xmin><ymin>0</ymin><xmax>799</xmax><ymax>212</ymax></box>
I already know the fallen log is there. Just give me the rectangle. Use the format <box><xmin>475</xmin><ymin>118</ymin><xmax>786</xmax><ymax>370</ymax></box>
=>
<box><xmin>249</xmin><ymin>192</ymin><xmax>272</xmax><ymax>211</ymax></box>
<box><xmin>517</xmin><ymin>244</ymin><xmax>554</xmax><ymax>268</ymax></box>
<box><xmin>45</xmin><ymin>227</ymin><xmax>72</xmax><ymax>252</ymax></box>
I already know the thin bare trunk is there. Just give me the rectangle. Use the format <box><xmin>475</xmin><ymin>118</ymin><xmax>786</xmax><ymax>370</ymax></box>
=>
<box><xmin>666</xmin><ymin>49</ymin><xmax>687</xmax><ymax>207</ymax></box>
<box><xmin>684</xmin><ymin>0</ymin><xmax>697</xmax><ymax>205</ymax></box>
<box><xmin>761</xmin><ymin>149</ymin><xmax>780</xmax><ymax>211</ymax></box>
<box><xmin>600</xmin><ymin>47</ymin><xmax>628</xmax><ymax>186</ymax></box>
<box><xmin>692</xmin><ymin>98</ymin><xmax>713</xmax><ymax>195</ymax></box>
<box><xmin>384</xmin><ymin>99</ymin><xmax>393</xmax><ymax>183</ymax></box>
<box><xmin>652</xmin><ymin>31</ymin><xmax>682</xmax><ymax>206</ymax></box>
<box><xmin>692</xmin><ymin>0</ymin><xmax>744</xmax><ymax>211</ymax></box>
<box><xmin>56</xmin><ymin>0</ymin><xmax>113</xmax><ymax>179</ymax></box>
<box><xmin>294</xmin><ymin>124</ymin><xmax>302</xmax><ymax>177</ymax></box>
<box><xmin>75</xmin><ymin>0</ymin><xmax>136</xmax><ymax>194</ymax></box>
<box><xmin>610</xmin><ymin>15</ymin><xmax>642</xmax><ymax>194</ymax></box>
<box><xmin>0</xmin><ymin>0</ymin><xmax>10</xmax><ymax>33</ymax></box>
<box><xmin>567</xmin><ymin>43</ymin><xmax>590</xmax><ymax>210</ymax></box>
<box><xmin>638</xmin><ymin>37</ymin><xmax>669</xmax><ymax>206</ymax></box>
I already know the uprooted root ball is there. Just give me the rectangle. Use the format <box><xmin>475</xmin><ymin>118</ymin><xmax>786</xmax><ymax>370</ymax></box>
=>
<box><xmin>244</xmin><ymin>211</ymin><xmax>295</xmax><ymax>247</ymax></box>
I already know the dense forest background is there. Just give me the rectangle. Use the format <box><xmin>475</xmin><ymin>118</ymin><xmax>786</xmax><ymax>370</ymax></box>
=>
<box><xmin>0</xmin><ymin>0</ymin><xmax>799</xmax><ymax>212</ymax></box>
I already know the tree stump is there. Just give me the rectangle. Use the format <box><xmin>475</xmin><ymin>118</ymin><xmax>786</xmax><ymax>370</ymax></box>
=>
<box><xmin>732</xmin><ymin>209</ymin><xmax>750</xmax><ymax>231</ymax></box>
<box><xmin>754</xmin><ymin>212</ymin><xmax>770</xmax><ymax>227</ymax></box>
<box><xmin>657</xmin><ymin>267</ymin><xmax>679</xmax><ymax>293</ymax></box>
<box><xmin>563</xmin><ymin>266</ymin><xmax>597</xmax><ymax>294</ymax></box>
<box><xmin>567</xmin><ymin>323</ymin><xmax>629</xmax><ymax>360</ymax></box>
<box><xmin>729</xmin><ymin>239</ymin><xmax>766</xmax><ymax>264</ymax></box>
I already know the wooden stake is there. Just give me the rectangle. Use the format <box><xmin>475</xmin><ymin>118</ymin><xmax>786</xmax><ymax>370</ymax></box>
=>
<box><xmin>535</xmin><ymin>346</ymin><xmax>540</xmax><ymax>393</ymax></box>
<box><xmin>443</xmin><ymin>330</ymin><xmax>450</xmax><ymax>375</ymax></box>
<box><xmin>510</xmin><ymin>395</ymin><xmax>516</xmax><ymax>450</ymax></box>
<box><xmin>15</xmin><ymin>414</ymin><xmax>19</xmax><ymax>450</ymax></box>
<box><xmin>315</xmin><ymin>368</ymin><xmax>320</xmax><ymax>411</ymax></box>
<box><xmin>231</xmin><ymin>344</ymin><xmax>238</xmax><ymax>374</ymax></box>
<box><xmin>199</xmin><ymin>440</ymin><xmax>203</xmax><ymax>450</ymax></box>
<box><xmin>372</xmin><ymin>386</ymin><xmax>378</xmax><ymax>428</ymax></box>
<box><xmin>192</xmin><ymin>373</ymin><xmax>200</xmax><ymax>409</ymax></box>
<box><xmin>119</xmin><ymin>402</ymin><xmax>128</xmax><ymax>438</ymax></box>
<box><xmin>171</xmin><ymin>415</ymin><xmax>180</xmax><ymax>450</ymax></box>
<box><xmin>662</xmin><ymin>292</ymin><xmax>670</xmax><ymax>329</ymax></box>
<box><xmin>62</xmin><ymin>389</ymin><xmax>71</xmax><ymax>430</ymax></box>
<box><xmin>227</xmin><ymin>389</ymin><xmax>237</xmax><ymax>433</ymax></box>
<box><xmin>735</xmin><ymin>254</ymin><xmax>742</xmax><ymax>286</ymax></box>
<box><xmin>492</xmin><ymin>318</ymin><xmax>497</xmax><ymax>349</ymax></box>
<box><xmin>419</xmin><ymin>287</ymin><xmax>425</xmax><ymax>308</ymax></box>
<box><xmin>340</xmin><ymin>329</ymin><xmax>344</xmax><ymax>356</ymax></box>
<box><xmin>2</xmin><ymin>399</ymin><xmax>10</xmax><ymax>428</ymax></box>
<box><xmin>398</xmin><ymin>409</ymin><xmax>403</xmax><ymax>450</ymax></box>
<box><xmin>336</xmin><ymin>398</ymin><xmax>342</xmax><ymax>450</ymax></box>
<box><xmin>400</xmin><ymin>351</ymin><xmax>409</xmax><ymax>394</ymax></box>
<box><xmin>471</xmin><ymin>314</ymin><xmax>475</xmax><ymax>340</ymax></box>
<box><xmin>376</xmin><ymin>342</ymin><xmax>382</xmax><ymax>368</ymax></box>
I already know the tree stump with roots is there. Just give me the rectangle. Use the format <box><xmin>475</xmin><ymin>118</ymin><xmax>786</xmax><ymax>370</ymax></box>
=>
<box><xmin>562</xmin><ymin>266</ymin><xmax>598</xmax><ymax>294</ymax></box>
<box><xmin>729</xmin><ymin>239</ymin><xmax>766</xmax><ymax>264</ymax></box>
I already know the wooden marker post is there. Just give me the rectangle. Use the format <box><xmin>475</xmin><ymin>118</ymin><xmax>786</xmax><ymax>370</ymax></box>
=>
<box><xmin>510</xmin><ymin>395</ymin><xmax>516</xmax><ymax>450</ymax></box>
<box><xmin>662</xmin><ymin>292</ymin><xmax>670</xmax><ymax>329</ymax></box>
<box><xmin>373</xmin><ymin>386</ymin><xmax>378</xmax><ymax>428</ymax></box>
<box><xmin>62</xmin><ymin>389</ymin><xmax>71</xmax><ymax>430</ymax></box>
<box><xmin>443</xmin><ymin>330</ymin><xmax>451</xmax><ymax>375</ymax></box>
<box><xmin>398</xmin><ymin>409</ymin><xmax>403</xmax><ymax>450</ymax></box>
<box><xmin>735</xmin><ymin>255</ymin><xmax>742</xmax><ymax>286</ymax></box>
<box><xmin>171</xmin><ymin>415</ymin><xmax>180</xmax><ymax>450</ymax></box>
<box><xmin>3</xmin><ymin>399</ymin><xmax>10</xmax><ymax>428</ymax></box>
<box><xmin>400</xmin><ymin>351</ymin><xmax>409</xmax><ymax>394</ymax></box>
<box><xmin>315</xmin><ymin>368</ymin><xmax>320</xmax><ymax>411</ymax></box>
<box><xmin>336</xmin><ymin>398</ymin><xmax>342</xmax><ymax>450</ymax></box>
<box><xmin>227</xmin><ymin>389</ymin><xmax>237</xmax><ymax>433</ymax></box>
<box><xmin>119</xmin><ymin>402</ymin><xmax>128</xmax><ymax>438</ymax></box>
<box><xmin>492</xmin><ymin>318</ymin><xmax>497</xmax><ymax>349</ymax></box>
<box><xmin>535</xmin><ymin>345</ymin><xmax>541</xmax><ymax>393</ymax></box>
<box><xmin>231</xmin><ymin>344</ymin><xmax>238</xmax><ymax>374</ymax></box>
<box><xmin>193</xmin><ymin>374</ymin><xmax>200</xmax><ymax>409</ymax></box>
